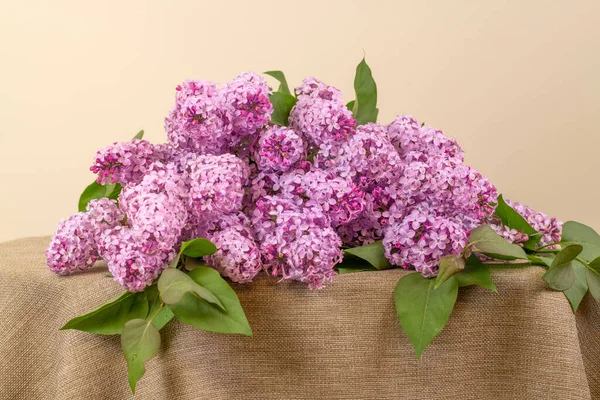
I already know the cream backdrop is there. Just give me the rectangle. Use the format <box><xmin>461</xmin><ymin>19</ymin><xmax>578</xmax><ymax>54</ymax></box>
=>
<box><xmin>0</xmin><ymin>1</ymin><xmax>599</xmax><ymax>242</ymax></box>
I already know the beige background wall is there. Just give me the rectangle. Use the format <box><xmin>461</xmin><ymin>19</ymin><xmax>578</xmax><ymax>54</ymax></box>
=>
<box><xmin>0</xmin><ymin>1</ymin><xmax>599</xmax><ymax>242</ymax></box>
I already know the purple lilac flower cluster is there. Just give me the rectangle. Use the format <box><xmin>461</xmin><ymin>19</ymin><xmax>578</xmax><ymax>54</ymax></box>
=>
<box><xmin>47</xmin><ymin>73</ymin><xmax>563</xmax><ymax>291</ymax></box>
<box><xmin>489</xmin><ymin>200</ymin><xmax>563</xmax><ymax>247</ymax></box>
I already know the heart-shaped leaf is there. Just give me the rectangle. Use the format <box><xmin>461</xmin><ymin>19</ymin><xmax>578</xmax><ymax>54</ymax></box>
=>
<box><xmin>469</xmin><ymin>225</ymin><xmax>528</xmax><ymax>260</ymax></box>
<box><xmin>343</xmin><ymin>240</ymin><xmax>391</xmax><ymax>270</ymax></box>
<box><xmin>551</xmin><ymin>244</ymin><xmax>583</xmax><ymax>267</ymax></box>
<box><xmin>264</xmin><ymin>71</ymin><xmax>291</xmax><ymax>95</ymax></box>
<box><xmin>158</xmin><ymin>268</ymin><xmax>225</xmax><ymax>311</ymax></box>
<box><xmin>541</xmin><ymin>244</ymin><xmax>582</xmax><ymax>291</ymax></box>
<box><xmin>394</xmin><ymin>273</ymin><xmax>458</xmax><ymax>358</ymax></box>
<box><xmin>434</xmin><ymin>255</ymin><xmax>465</xmax><ymax>289</ymax></box>
<box><xmin>61</xmin><ymin>291</ymin><xmax>148</xmax><ymax>335</ymax></box>
<box><xmin>121</xmin><ymin>318</ymin><xmax>161</xmax><ymax>394</ymax></box>
<box><xmin>561</xmin><ymin>221</ymin><xmax>600</xmax><ymax>262</ymax></box>
<box><xmin>168</xmin><ymin>266</ymin><xmax>252</xmax><ymax>336</ymax></box>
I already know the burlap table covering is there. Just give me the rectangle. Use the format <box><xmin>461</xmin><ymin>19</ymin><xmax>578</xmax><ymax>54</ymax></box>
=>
<box><xmin>0</xmin><ymin>237</ymin><xmax>599</xmax><ymax>399</ymax></box>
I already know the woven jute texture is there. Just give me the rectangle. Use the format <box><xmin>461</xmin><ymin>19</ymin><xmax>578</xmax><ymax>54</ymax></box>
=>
<box><xmin>0</xmin><ymin>237</ymin><xmax>599</xmax><ymax>399</ymax></box>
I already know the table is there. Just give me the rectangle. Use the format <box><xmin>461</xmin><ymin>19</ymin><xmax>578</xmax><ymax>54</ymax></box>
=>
<box><xmin>1</xmin><ymin>237</ymin><xmax>598</xmax><ymax>399</ymax></box>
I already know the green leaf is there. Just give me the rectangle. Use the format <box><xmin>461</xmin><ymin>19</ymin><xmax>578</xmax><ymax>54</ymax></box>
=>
<box><xmin>336</xmin><ymin>266</ymin><xmax>377</xmax><ymax>274</ymax></box>
<box><xmin>158</xmin><ymin>268</ymin><xmax>225</xmax><ymax>311</ymax></box>
<box><xmin>269</xmin><ymin>92</ymin><xmax>297</xmax><ymax>126</ymax></box>
<box><xmin>168</xmin><ymin>266</ymin><xmax>252</xmax><ymax>336</ymax></box>
<box><xmin>335</xmin><ymin>253</ymin><xmax>378</xmax><ymax>274</ymax></box>
<box><xmin>541</xmin><ymin>244</ymin><xmax>582</xmax><ymax>291</ymax></box>
<box><xmin>469</xmin><ymin>225</ymin><xmax>528</xmax><ymax>260</ymax></box>
<box><xmin>121</xmin><ymin>318</ymin><xmax>161</xmax><ymax>394</ymax></box>
<box><xmin>454</xmin><ymin>256</ymin><xmax>497</xmax><ymax>292</ymax></box>
<box><xmin>78</xmin><ymin>181</ymin><xmax>122</xmax><ymax>212</ymax></box>
<box><xmin>61</xmin><ymin>291</ymin><xmax>148</xmax><ymax>335</ymax></box>
<box><xmin>494</xmin><ymin>194</ymin><xmax>540</xmax><ymax>250</ymax></box>
<box><xmin>551</xmin><ymin>244</ymin><xmax>583</xmax><ymax>267</ymax></box>
<box><xmin>352</xmin><ymin>57</ymin><xmax>378</xmax><ymax>125</ymax></box>
<box><xmin>346</xmin><ymin>100</ymin><xmax>355</xmax><ymax>114</ymax></box>
<box><xmin>393</xmin><ymin>273</ymin><xmax>458</xmax><ymax>358</ymax></box>
<box><xmin>170</xmin><ymin>238</ymin><xmax>217</xmax><ymax>268</ymax></box>
<box><xmin>180</xmin><ymin>238</ymin><xmax>217</xmax><ymax>257</ymax></box>
<box><xmin>586</xmin><ymin>267</ymin><xmax>600</xmax><ymax>303</ymax></box>
<box><xmin>561</xmin><ymin>221</ymin><xmax>600</xmax><ymax>262</ymax></box>
<box><xmin>264</xmin><ymin>71</ymin><xmax>291</xmax><ymax>95</ymax></box>
<box><xmin>543</xmin><ymin>265</ymin><xmax>576</xmax><ymax>291</ymax></box>
<box><xmin>343</xmin><ymin>240</ymin><xmax>391</xmax><ymax>270</ymax></box>
<box><xmin>132</xmin><ymin>130</ymin><xmax>144</xmax><ymax>140</ymax></box>
<box><xmin>564</xmin><ymin>261</ymin><xmax>589</xmax><ymax>311</ymax></box>
<box><xmin>144</xmin><ymin>285</ymin><xmax>174</xmax><ymax>330</ymax></box>
<box><xmin>434</xmin><ymin>255</ymin><xmax>465</xmax><ymax>289</ymax></box>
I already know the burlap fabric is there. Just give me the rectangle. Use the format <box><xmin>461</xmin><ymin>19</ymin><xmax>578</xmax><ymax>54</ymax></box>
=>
<box><xmin>0</xmin><ymin>237</ymin><xmax>598</xmax><ymax>399</ymax></box>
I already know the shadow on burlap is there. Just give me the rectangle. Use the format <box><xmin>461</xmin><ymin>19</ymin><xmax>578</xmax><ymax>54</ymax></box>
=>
<box><xmin>0</xmin><ymin>237</ymin><xmax>598</xmax><ymax>399</ymax></box>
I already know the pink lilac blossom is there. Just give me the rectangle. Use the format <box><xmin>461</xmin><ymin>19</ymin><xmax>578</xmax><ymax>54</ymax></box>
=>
<box><xmin>251</xmin><ymin>195</ymin><xmax>300</xmax><ymax>241</ymax></box>
<box><xmin>220</xmin><ymin>72</ymin><xmax>273</xmax><ymax>137</ymax></box>
<box><xmin>490</xmin><ymin>224</ymin><xmax>530</xmax><ymax>245</ymax></box>
<box><xmin>119</xmin><ymin>161</ymin><xmax>189</xmax><ymax>212</ymax></box>
<box><xmin>188</xmin><ymin>153</ymin><xmax>250</xmax><ymax>216</ymax></box>
<box><xmin>277</xmin><ymin>169</ymin><xmax>364</xmax><ymax>227</ymax></box>
<box><xmin>261</xmin><ymin>221</ymin><xmax>343</xmax><ymax>290</ymax></box>
<box><xmin>255</xmin><ymin>126</ymin><xmax>305</xmax><ymax>173</ymax></box>
<box><xmin>294</xmin><ymin>77</ymin><xmax>343</xmax><ymax>102</ymax></box>
<box><xmin>289</xmin><ymin>96</ymin><xmax>356</xmax><ymax>147</ymax></box>
<box><xmin>90</xmin><ymin>140</ymin><xmax>169</xmax><ymax>186</ymax></box>
<box><xmin>383</xmin><ymin>205</ymin><xmax>469</xmax><ymax>277</ymax></box>
<box><xmin>337</xmin><ymin>185</ymin><xmax>405</xmax><ymax>246</ymax></box>
<box><xmin>387</xmin><ymin>114</ymin><xmax>420</xmax><ymax>150</ymax></box>
<box><xmin>86</xmin><ymin>198</ymin><xmax>125</xmax><ymax>234</ymax></box>
<box><xmin>389</xmin><ymin>121</ymin><xmax>464</xmax><ymax>164</ymax></box>
<box><xmin>340</xmin><ymin>123</ymin><xmax>404</xmax><ymax>186</ymax></box>
<box><xmin>205</xmin><ymin>227</ymin><xmax>262</xmax><ymax>283</ymax></box>
<box><xmin>99</xmin><ymin>226</ymin><xmax>177</xmax><ymax>292</ymax></box>
<box><xmin>98</xmin><ymin>187</ymin><xmax>187</xmax><ymax>291</ymax></box>
<box><xmin>46</xmin><ymin>213</ymin><xmax>98</xmax><ymax>275</ymax></box>
<box><xmin>185</xmin><ymin>211</ymin><xmax>254</xmax><ymax>243</ymax></box>
<box><xmin>164</xmin><ymin>80</ymin><xmax>230</xmax><ymax>154</ymax></box>
<box><xmin>505</xmin><ymin>200</ymin><xmax>562</xmax><ymax>246</ymax></box>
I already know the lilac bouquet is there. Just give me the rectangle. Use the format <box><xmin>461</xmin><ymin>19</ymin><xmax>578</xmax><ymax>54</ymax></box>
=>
<box><xmin>48</xmin><ymin>58</ymin><xmax>600</xmax><ymax>393</ymax></box>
